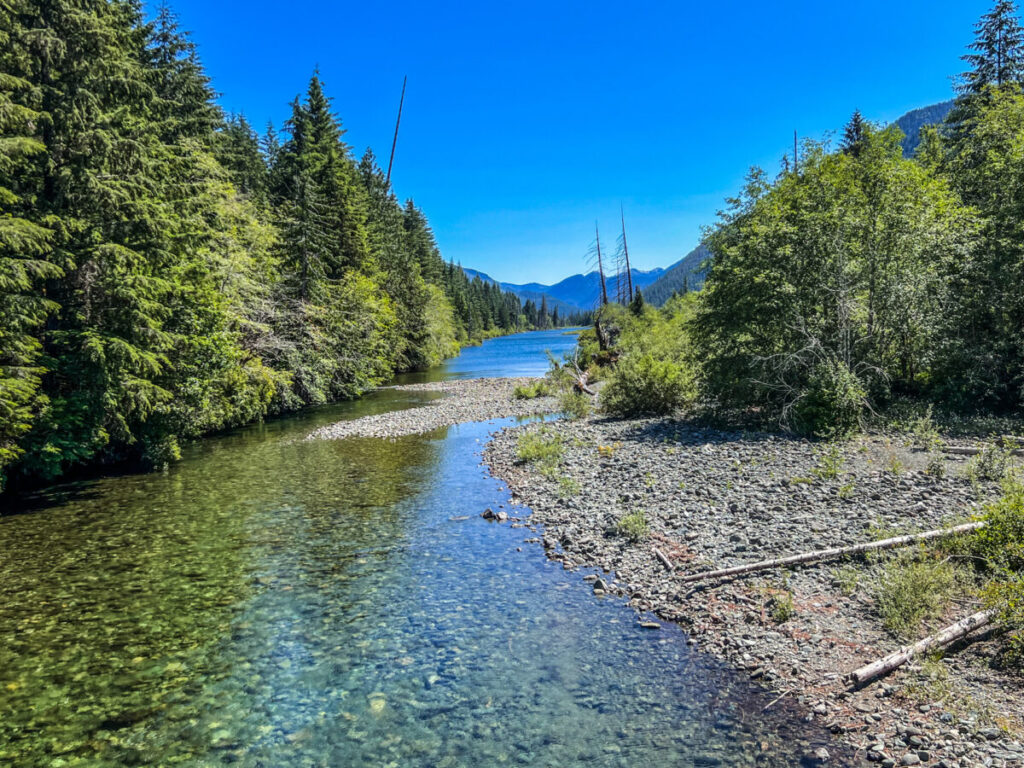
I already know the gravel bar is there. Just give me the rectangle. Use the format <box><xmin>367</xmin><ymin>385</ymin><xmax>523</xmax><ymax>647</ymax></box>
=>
<box><xmin>485</xmin><ymin>415</ymin><xmax>1024</xmax><ymax>768</ymax></box>
<box><xmin>306</xmin><ymin>377</ymin><xmax>556</xmax><ymax>441</ymax></box>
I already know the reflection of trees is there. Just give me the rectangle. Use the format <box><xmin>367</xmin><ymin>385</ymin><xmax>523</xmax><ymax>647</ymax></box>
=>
<box><xmin>0</xmin><ymin>411</ymin><xmax>441</xmax><ymax>765</ymax></box>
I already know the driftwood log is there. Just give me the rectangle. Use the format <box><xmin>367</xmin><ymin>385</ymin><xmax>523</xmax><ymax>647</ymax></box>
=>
<box><xmin>848</xmin><ymin>609</ymin><xmax>995</xmax><ymax>686</ymax></box>
<box><xmin>653</xmin><ymin>547</ymin><xmax>674</xmax><ymax>572</ymax></box>
<box><xmin>679</xmin><ymin>522</ymin><xmax>986</xmax><ymax>583</ymax></box>
<box><xmin>944</xmin><ymin>446</ymin><xmax>1024</xmax><ymax>457</ymax></box>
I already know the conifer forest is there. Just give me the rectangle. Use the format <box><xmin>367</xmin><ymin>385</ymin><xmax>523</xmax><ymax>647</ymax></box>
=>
<box><xmin>0</xmin><ymin>2</ymin><xmax>584</xmax><ymax>493</ymax></box>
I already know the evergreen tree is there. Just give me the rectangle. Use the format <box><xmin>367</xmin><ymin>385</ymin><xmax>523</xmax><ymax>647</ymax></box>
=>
<box><xmin>841</xmin><ymin>109</ymin><xmax>870</xmax><ymax>157</ymax></box>
<box><xmin>0</xmin><ymin>9</ymin><xmax>61</xmax><ymax>489</ymax></box>
<box><xmin>958</xmin><ymin>0</ymin><xmax>1024</xmax><ymax>96</ymax></box>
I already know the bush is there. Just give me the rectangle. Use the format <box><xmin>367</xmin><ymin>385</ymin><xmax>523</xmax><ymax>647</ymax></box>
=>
<box><xmin>874</xmin><ymin>553</ymin><xmax>956</xmax><ymax>639</ymax></box>
<box><xmin>792</xmin><ymin>359</ymin><xmax>866</xmax><ymax>438</ymax></box>
<box><xmin>558</xmin><ymin>390</ymin><xmax>591</xmax><ymax>420</ymax></box>
<box><xmin>963</xmin><ymin>441</ymin><xmax>1015</xmax><ymax>485</ymax></box>
<box><xmin>512</xmin><ymin>380</ymin><xmax>550</xmax><ymax>400</ymax></box>
<box><xmin>616</xmin><ymin>509</ymin><xmax>649</xmax><ymax>542</ymax></box>
<box><xmin>515</xmin><ymin>428</ymin><xmax>562</xmax><ymax>467</ymax></box>
<box><xmin>601</xmin><ymin>354</ymin><xmax>693</xmax><ymax>417</ymax></box>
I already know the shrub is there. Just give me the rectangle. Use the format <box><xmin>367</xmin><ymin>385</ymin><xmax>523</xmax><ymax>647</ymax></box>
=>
<box><xmin>812</xmin><ymin>443</ymin><xmax>845</xmax><ymax>481</ymax></box>
<box><xmin>515</xmin><ymin>429</ymin><xmax>562</xmax><ymax>467</ymax></box>
<box><xmin>971</xmin><ymin>476</ymin><xmax>1024</xmax><ymax>574</ymax></box>
<box><xmin>963</xmin><ymin>441</ymin><xmax>1015</xmax><ymax>485</ymax></box>
<box><xmin>558</xmin><ymin>390</ymin><xmax>591</xmax><ymax>420</ymax></box>
<box><xmin>769</xmin><ymin>590</ymin><xmax>796</xmax><ymax>623</ymax></box>
<box><xmin>601</xmin><ymin>354</ymin><xmax>693</xmax><ymax>417</ymax></box>
<box><xmin>910</xmin><ymin>405</ymin><xmax>945</xmax><ymax>452</ymax></box>
<box><xmin>616</xmin><ymin>509</ymin><xmax>649</xmax><ymax>543</ymax></box>
<box><xmin>792</xmin><ymin>359</ymin><xmax>866</xmax><ymax>438</ymax></box>
<box><xmin>874</xmin><ymin>553</ymin><xmax>956</xmax><ymax>639</ymax></box>
<box><xmin>512</xmin><ymin>380</ymin><xmax>549</xmax><ymax>400</ymax></box>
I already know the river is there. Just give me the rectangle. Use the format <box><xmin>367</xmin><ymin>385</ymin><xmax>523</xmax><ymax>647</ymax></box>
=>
<box><xmin>0</xmin><ymin>329</ymin><xmax>841</xmax><ymax>767</ymax></box>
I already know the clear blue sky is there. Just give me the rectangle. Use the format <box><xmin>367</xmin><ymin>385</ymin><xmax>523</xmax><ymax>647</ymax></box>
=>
<box><xmin>163</xmin><ymin>0</ymin><xmax>988</xmax><ymax>285</ymax></box>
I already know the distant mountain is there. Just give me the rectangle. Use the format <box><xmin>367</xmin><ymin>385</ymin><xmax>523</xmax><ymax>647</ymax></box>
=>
<box><xmin>893</xmin><ymin>99</ymin><xmax>954</xmax><ymax>157</ymax></box>
<box><xmin>463</xmin><ymin>265</ymin><xmax>667</xmax><ymax>312</ymax></box>
<box><xmin>643</xmin><ymin>244</ymin><xmax>712</xmax><ymax>306</ymax></box>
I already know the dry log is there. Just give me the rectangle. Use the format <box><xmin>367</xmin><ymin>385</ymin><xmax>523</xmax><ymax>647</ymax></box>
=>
<box><xmin>944</xmin><ymin>445</ymin><xmax>1024</xmax><ymax>457</ymax></box>
<box><xmin>653</xmin><ymin>547</ymin><xmax>674</xmax><ymax>572</ymax></box>
<box><xmin>848</xmin><ymin>609</ymin><xmax>994</xmax><ymax>686</ymax></box>
<box><xmin>679</xmin><ymin>522</ymin><xmax>986</xmax><ymax>583</ymax></box>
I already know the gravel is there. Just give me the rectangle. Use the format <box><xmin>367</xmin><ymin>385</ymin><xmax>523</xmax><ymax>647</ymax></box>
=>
<box><xmin>485</xmin><ymin>414</ymin><xmax>1024</xmax><ymax>768</ymax></box>
<box><xmin>306</xmin><ymin>378</ymin><xmax>557</xmax><ymax>441</ymax></box>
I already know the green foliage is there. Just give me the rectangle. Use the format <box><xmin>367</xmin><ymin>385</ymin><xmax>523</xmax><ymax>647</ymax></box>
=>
<box><xmin>874</xmin><ymin>553</ymin><xmax>957</xmax><ymax>639</ymax></box>
<box><xmin>515</xmin><ymin>428</ymin><xmax>563</xmax><ymax>469</ymax></box>
<box><xmin>768</xmin><ymin>590</ymin><xmax>796</xmax><ymax>623</ymax></box>
<box><xmin>616</xmin><ymin>509</ymin><xmax>649</xmax><ymax>543</ymax></box>
<box><xmin>812</xmin><ymin>443</ymin><xmax>845</xmax><ymax>481</ymax></box>
<box><xmin>558</xmin><ymin>390</ymin><xmax>591</xmax><ymax>420</ymax></box>
<box><xmin>601</xmin><ymin>354</ymin><xmax>692</xmax><ymax>417</ymax></box>
<box><xmin>512</xmin><ymin>381</ymin><xmax>550</xmax><ymax>400</ymax></box>
<box><xmin>793</xmin><ymin>359</ymin><xmax>867</xmax><ymax>438</ymax></box>
<box><xmin>695</xmin><ymin>129</ymin><xmax>975</xmax><ymax>430</ymax></box>
<box><xmin>963</xmin><ymin>441</ymin><xmax>1016</xmax><ymax>484</ymax></box>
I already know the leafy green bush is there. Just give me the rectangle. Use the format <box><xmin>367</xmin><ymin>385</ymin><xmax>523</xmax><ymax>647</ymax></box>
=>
<box><xmin>558</xmin><ymin>390</ymin><xmax>591</xmax><ymax>420</ymax></box>
<box><xmin>515</xmin><ymin>429</ymin><xmax>563</xmax><ymax>466</ymax></box>
<box><xmin>601</xmin><ymin>354</ymin><xmax>693</xmax><ymax>417</ymax></box>
<box><xmin>963</xmin><ymin>441</ymin><xmax>1015</xmax><ymax>484</ymax></box>
<box><xmin>512</xmin><ymin>380</ymin><xmax>550</xmax><ymax>400</ymax></box>
<box><xmin>769</xmin><ymin>590</ymin><xmax>796</xmax><ymax>623</ymax></box>
<box><xmin>874</xmin><ymin>553</ymin><xmax>956</xmax><ymax>639</ymax></box>
<box><xmin>792</xmin><ymin>359</ymin><xmax>866</xmax><ymax>438</ymax></box>
<box><xmin>616</xmin><ymin>509</ymin><xmax>649</xmax><ymax>543</ymax></box>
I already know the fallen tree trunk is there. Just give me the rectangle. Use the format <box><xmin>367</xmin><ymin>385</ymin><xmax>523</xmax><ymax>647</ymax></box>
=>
<box><xmin>944</xmin><ymin>446</ymin><xmax>1024</xmax><ymax>457</ymax></box>
<box><xmin>848</xmin><ymin>609</ymin><xmax>995</xmax><ymax>686</ymax></box>
<box><xmin>679</xmin><ymin>521</ymin><xmax>986</xmax><ymax>583</ymax></box>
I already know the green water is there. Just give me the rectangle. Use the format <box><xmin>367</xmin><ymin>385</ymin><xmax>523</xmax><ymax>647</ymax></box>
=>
<box><xmin>0</xmin><ymin>330</ymin><xmax>846</xmax><ymax>767</ymax></box>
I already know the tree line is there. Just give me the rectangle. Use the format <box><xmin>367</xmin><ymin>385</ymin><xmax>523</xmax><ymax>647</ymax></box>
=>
<box><xmin>594</xmin><ymin>0</ymin><xmax>1024</xmax><ymax>436</ymax></box>
<box><xmin>0</xmin><ymin>1</ymin><xmax>576</xmax><ymax>492</ymax></box>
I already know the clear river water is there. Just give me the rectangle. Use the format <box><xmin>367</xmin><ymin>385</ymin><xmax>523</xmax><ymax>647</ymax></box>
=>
<box><xmin>0</xmin><ymin>329</ymin><xmax>845</xmax><ymax>767</ymax></box>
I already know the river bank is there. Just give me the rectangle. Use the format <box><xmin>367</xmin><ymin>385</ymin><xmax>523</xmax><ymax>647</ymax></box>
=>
<box><xmin>485</xmin><ymin>413</ymin><xmax>1024</xmax><ymax>768</ymax></box>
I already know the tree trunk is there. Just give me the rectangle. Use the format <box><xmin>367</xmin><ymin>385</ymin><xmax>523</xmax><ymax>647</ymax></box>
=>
<box><xmin>848</xmin><ymin>610</ymin><xmax>994</xmax><ymax>686</ymax></box>
<box><xmin>679</xmin><ymin>522</ymin><xmax>986</xmax><ymax>583</ymax></box>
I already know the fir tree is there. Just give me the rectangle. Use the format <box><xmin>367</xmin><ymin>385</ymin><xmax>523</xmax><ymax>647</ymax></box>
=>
<box><xmin>958</xmin><ymin>0</ymin><xmax>1024</xmax><ymax>95</ymax></box>
<box><xmin>841</xmin><ymin>109</ymin><xmax>870</xmax><ymax>158</ymax></box>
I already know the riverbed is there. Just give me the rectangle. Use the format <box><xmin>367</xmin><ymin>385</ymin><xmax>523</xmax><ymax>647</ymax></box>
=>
<box><xmin>0</xmin><ymin>329</ymin><xmax>847</xmax><ymax>767</ymax></box>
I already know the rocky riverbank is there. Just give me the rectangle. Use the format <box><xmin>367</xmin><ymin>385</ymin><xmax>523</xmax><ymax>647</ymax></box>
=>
<box><xmin>307</xmin><ymin>377</ymin><xmax>557</xmax><ymax>441</ymax></box>
<box><xmin>485</xmin><ymin>415</ymin><xmax>1024</xmax><ymax>768</ymax></box>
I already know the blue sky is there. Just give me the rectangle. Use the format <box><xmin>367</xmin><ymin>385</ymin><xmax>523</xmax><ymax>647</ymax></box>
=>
<box><xmin>164</xmin><ymin>0</ymin><xmax>989</xmax><ymax>284</ymax></box>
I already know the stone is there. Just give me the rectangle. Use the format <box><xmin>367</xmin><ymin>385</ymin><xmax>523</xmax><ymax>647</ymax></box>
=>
<box><xmin>901</xmin><ymin>754</ymin><xmax>921</xmax><ymax>766</ymax></box>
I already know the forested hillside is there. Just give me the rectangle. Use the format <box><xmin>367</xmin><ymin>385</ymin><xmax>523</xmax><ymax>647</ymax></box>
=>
<box><xmin>0</xmin><ymin>1</ymin><xmax>559</xmax><ymax>492</ymax></box>
<box><xmin>642</xmin><ymin>244</ymin><xmax>711</xmax><ymax>306</ymax></box>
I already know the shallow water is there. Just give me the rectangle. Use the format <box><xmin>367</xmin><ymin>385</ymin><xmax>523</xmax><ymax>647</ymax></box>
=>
<box><xmin>1</xmin><ymin>330</ymin><xmax>845</xmax><ymax>767</ymax></box>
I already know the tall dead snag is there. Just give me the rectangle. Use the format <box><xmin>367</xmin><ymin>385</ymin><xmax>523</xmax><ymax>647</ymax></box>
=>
<box><xmin>595</xmin><ymin>223</ymin><xmax>609</xmax><ymax>307</ymax></box>
<box><xmin>679</xmin><ymin>522</ymin><xmax>986</xmax><ymax>583</ymax></box>
<box><xmin>848</xmin><ymin>610</ymin><xmax>995</xmax><ymax>686</ymax></box>
<box><xmin>620</xmin><ymin>204</ymin><xmax>633</xmax><ymax>302</ymax></box>
<box><xmin>385</xmin><ymin>76</ymin><xmax>407</xmax><ymax>187</ymax></box>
